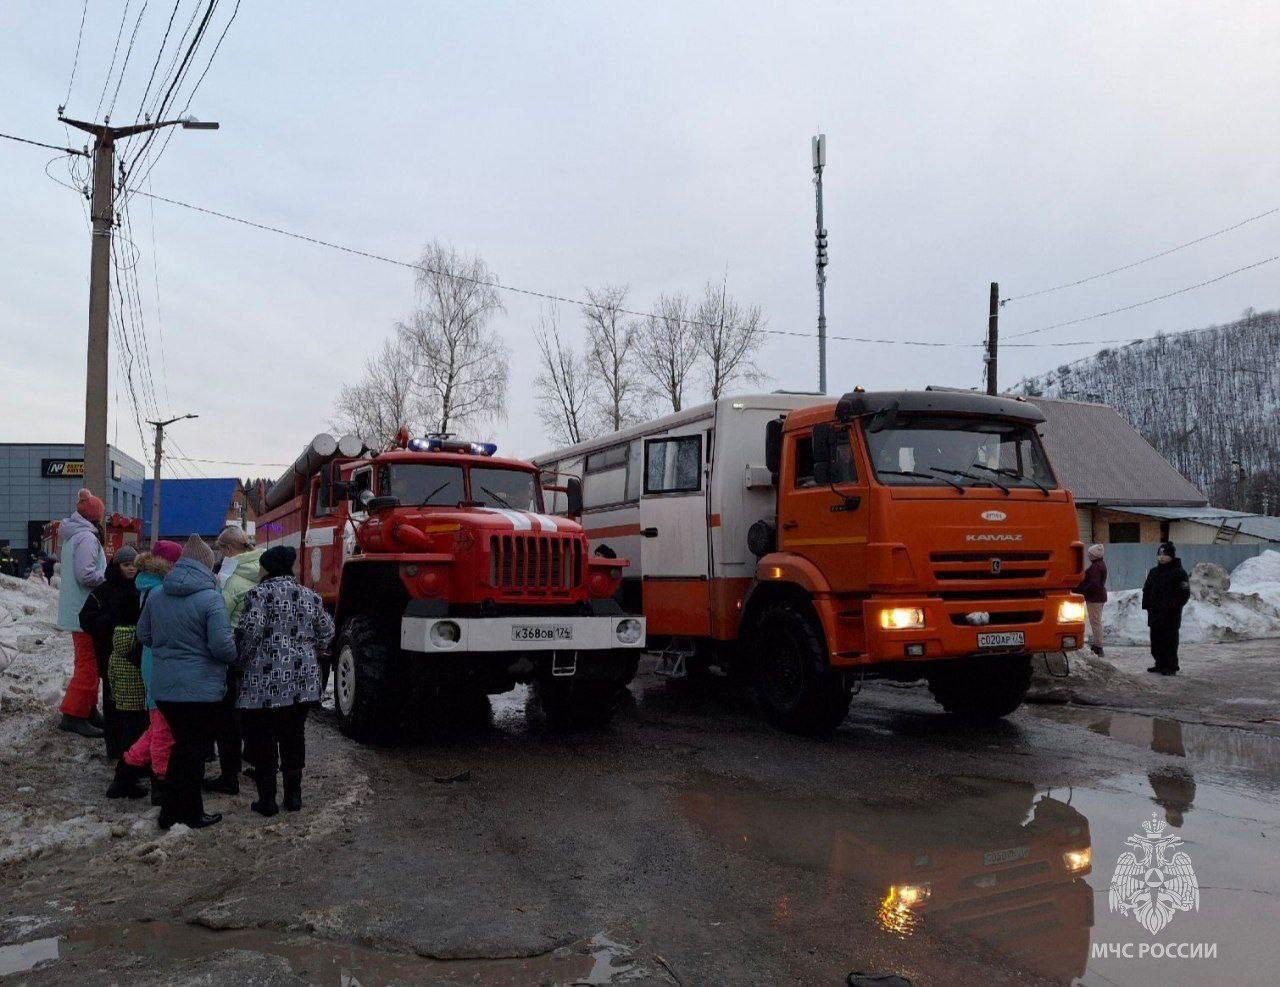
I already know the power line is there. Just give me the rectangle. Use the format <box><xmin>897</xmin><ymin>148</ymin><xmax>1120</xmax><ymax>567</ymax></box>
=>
<box><xmin>1003</xmin><ymin>205</ymin><xmax>1280</xmax><ymax>304</ymax></box>
<box><xmin>0</xmin><ymin>131</ymin><xmax>87</xmax><ymax>156</ymax></box>
<box><xmin>1008</xmin><ymin>253</ymin><xmax>1280</xmax><ymax>339</ymax></box>
<box><xmin>168</xmin><ymin>455</ymin><xmax>290</xmax><ymax>468</ymax></box>
<box><xmin>131</xmin><ymin>0</ymin><xmax>185</xmax><ymax>125</ymax></box>
<box><xmin>128</xmin><ymin>186</ymin><xmax>1160</xmax><ymax>352</ymax></box>
<box><xmin>94</xmin><ymin>0</ymin><xmax>135</xmax><ymax>122</ymax></box>
<box><xmin>62</xmin><ymin>0</ymin><xmax>91</xmax><ymax>109</ymax></box>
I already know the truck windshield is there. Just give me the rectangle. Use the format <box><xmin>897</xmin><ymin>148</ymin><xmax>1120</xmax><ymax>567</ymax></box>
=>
<box><xmin>385</xmin><ymin>464</ymin><xmax>465</xmax><ymax>506</ymax></box>
<box><xmin>863</xmin><ymin>417</ymin><xmax>1056</xmax><ymax>490</ymax></box>
<box><xmin>469</xmin><ymin>467</ymin><xmax>542</xmax><ymax>512</ymax></box>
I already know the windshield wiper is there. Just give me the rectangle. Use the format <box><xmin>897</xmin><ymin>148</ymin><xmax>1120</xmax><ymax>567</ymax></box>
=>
<box><xmin>929</xmin><ymin>466</ymin><xmax>1010</xmax><ymax>496</ymax></box>
<box><xmin>970</xmin><ymin>463</ymin><xmax>1050</xmax><ymax>496</ymax></box>
<box><xmin>879</xmin><ymin>469</ymin><xmax>966</xmax><ymax>494</ymax></box>
<box><xmin>418</xmin><ymin>481</ymin><xmax>451</xmax><ymax>506</ymax></box>
<box><xmin>479</xmin><ymin>485</ymin><xmax>516</xmax><ymax>510</ymax></box>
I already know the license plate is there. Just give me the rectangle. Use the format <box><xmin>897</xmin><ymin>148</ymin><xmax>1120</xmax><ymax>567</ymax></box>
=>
<box><xmin>983</xmin><ymin>846</ymin><xmax>1030</xmax><ymax>866</ymax></box>
<box><xmin>511</xmin><ymin>624</ymin><xmax>573</xmax><ymax>642</ymax></box>
<box><xmin>977</xmin><ymin>631</ymin><xmax>1025</xmax><ymax>650</ymax></box>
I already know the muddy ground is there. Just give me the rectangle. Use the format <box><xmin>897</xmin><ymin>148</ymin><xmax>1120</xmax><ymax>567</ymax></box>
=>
<box><xmin>2</xmin><ymin>643</ymin><xmax>1279</xmax><ymax>986</ymax></box>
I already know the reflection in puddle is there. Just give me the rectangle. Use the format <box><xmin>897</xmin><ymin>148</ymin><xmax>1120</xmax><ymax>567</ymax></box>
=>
<box><xmin>0</xmin><ymin>936</ymin><xmax>59</xmax><ymax>976</ymax></box>
<box><xmin>678</xmin><ymin>776</ymin><xmax>1095</xmax><ymax>982</ymax></box>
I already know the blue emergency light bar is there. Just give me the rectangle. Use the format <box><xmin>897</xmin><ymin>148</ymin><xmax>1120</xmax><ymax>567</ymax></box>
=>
<box><xmin>408</xmin><ymin>437</ymin><xmax>498</xmax><ymax>456</ymax></box>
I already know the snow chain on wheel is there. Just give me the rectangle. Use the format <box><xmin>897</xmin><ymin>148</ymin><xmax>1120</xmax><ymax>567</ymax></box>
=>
<box><xmin>334</xmin><ymin>615</ymin><xmax>408</xmax><ymax>744</ymax></box>
<box><xmin>750</xmin><ymin>601</ymin><xmax>851</xmax><ymax>736</ymax></box>
<box><xmin>927</xmin><ymin>653</ymin><xmax>1032</xmax><ymax>721</ymax></box>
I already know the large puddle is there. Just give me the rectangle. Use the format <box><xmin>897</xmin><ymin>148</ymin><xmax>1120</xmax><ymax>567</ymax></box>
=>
<box><xmin>678</xmin><ymin>710</ymin><xmax>1280</xmax><ymax>985</ymax></box>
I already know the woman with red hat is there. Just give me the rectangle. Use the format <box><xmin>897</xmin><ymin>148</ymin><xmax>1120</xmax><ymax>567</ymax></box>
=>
<box><xmin>56</xmin><ymin>488</ymin><xmax>108</xmax><ymax>737</ymax></box>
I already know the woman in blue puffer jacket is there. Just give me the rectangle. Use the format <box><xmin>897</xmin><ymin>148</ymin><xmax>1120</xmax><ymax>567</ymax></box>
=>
<box><xmin>136</xmin><ymin>536</ymin><xmax>236</xmax><ymax>830</ymax></box>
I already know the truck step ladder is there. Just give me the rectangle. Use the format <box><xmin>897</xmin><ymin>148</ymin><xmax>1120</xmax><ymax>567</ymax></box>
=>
<box><xmin>551</xmin><ymin>651</ymin><xmax>578</xmax><ymax>677</ymax></box>
<box><xmin>652</xmin><ymin>638</ymin><xmax>698</xmax><ymax>679</ymax></box>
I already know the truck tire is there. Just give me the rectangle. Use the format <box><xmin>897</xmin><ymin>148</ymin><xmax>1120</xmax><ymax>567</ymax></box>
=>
<box><xmin>532</xmin><ymin>679</ymin><xmax>624</xmax><ymax>730</ymax></box>
<box><xmin>334</xmin><ymin>615</ymin><xmax>407</xmax><ymax>744</ymax></box>
<box><xmin>750</xmin><ymin>601</ymin><xmax>851</xmax><ymax>736</ymax></box>
<box><xmin>927</xmin><ymin>653</ymin><xmax>1032</xmax><ymax>721</ymax></box>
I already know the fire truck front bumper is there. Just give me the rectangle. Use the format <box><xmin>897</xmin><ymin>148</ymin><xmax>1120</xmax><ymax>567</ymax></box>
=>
<box><xmin>401</xmin><ymin>613</ymin><xmax>647</xmax><ymax>655</ymax></box>
<box><xmin>849</xmin><ymin>592</ymin><xmax>1085</xmax><ymax>666</ymax></box>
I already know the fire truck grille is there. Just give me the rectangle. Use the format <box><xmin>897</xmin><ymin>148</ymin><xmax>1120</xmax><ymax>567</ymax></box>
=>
<box><xmin>930</xmin><ymin>550</ymin><xmax>1051</xmax><ymax>583</ymax></box>
<box><xmin>489</xmin><ymin>534</ymin><xmax>583</xmax><ymax>595</ymax></box>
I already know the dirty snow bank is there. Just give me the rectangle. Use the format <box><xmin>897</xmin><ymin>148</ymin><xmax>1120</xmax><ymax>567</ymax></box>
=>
<box><xmin>0</xmin><ymin>574</ymin><xmax>69</xmax><ymax>713</ymax></box>
<box><xmin>1104</xmin><ymin>550</ymin><xmax>1280</xmax><ymax>646</ymax></box>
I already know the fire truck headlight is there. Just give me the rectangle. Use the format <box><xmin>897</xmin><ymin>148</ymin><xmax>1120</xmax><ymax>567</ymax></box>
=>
<box><xmin>1058</xmin><ymin>600</ymin><xmax>1087</xmax><ymax>623</ymax></box>
<box><xmin>879</xmin><ymin>607</ymin><xmax>925</xmax><ymax>630</ymax></box>
<box><xmin>1063</xmin><ymin>848</ymin><xmax>1091</xmax><ymax>873</ymax></box>
<box><xmin>430</xmin><ymin>620</ymin><xmax>461</xmax><ymax>648</ymax></box>
<box><xmin>615</xmin><ymin>618</ymin><xmax>643</xmax><ymax>645</ymax></box>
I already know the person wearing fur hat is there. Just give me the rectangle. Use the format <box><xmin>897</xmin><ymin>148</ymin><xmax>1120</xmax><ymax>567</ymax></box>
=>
<box><xmin>136</xmin><ymin>535</ymin><xmax>237</xmax><ymax>829</ymax></box>
<box><xmin>235</xmin><ymin>545</ymin><xmax>334</xmax><ymax>816</ymax></box>
<box><xmin>56</xmin><ymin>488</ymin><xmax>109</xmax><ymax>737</ymax></box>
<box><xmin>1142</xmin><ymin>541</ymin><xmax>1191</xmax><ymax>675</ymax></box>
<box><xmin>120</xmin><ymin>542</ymin><xmax>182</xmax><ymax>804</ymax></box>
<box><xmin>1075</xmin><ymin>544</ymin><xmax>1108</xmax><ymax>657</ymax></box>
<box><xmin>79</xmin><ymin>545</ymin><xmax>141</xmax><ymax>761</ymax></box>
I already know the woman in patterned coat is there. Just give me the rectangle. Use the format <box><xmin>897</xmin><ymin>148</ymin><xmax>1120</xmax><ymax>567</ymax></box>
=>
<box><xmin>235</xmin><ymin>546</ymin><xmax>335</xmax><ymax>816</ymax></box>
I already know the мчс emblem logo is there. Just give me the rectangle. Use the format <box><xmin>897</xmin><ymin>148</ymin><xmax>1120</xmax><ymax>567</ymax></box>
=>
<box><xmin>1109</xmin><ymin>812</ymin><xmax>1200</xmax><ymax>934</ymax></box>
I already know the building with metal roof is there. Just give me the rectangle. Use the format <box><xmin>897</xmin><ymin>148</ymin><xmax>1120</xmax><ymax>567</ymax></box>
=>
<box><xmin>141</xmin><ymin>477</ymin><xmax>256</xmax><ymax>543</ymax></box>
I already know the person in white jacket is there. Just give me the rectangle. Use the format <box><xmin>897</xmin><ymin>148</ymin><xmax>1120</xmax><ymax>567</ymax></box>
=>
<box><xmin>55</xmin><ymin>489</ymin><xmax>108</xmax><ymax>737</ymax></box>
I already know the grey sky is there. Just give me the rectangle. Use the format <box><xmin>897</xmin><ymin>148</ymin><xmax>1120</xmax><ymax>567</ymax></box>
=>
<box><xmin>3</xmin><ymin>1</ymin><xmax>1279</xmax><ymax>476</ymax></box>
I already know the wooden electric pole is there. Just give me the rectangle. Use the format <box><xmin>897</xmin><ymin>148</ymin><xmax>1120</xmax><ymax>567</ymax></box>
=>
<box><xmin>59</xmin><ymin>115</ymin><xmax>218</xmax><ymax>498</ymax></box>
<box><xmin>147</xmin><ymin>413</ymin><xmax>198</xmax><ymax>546</ymax></box>
<box><xmin>985</xmin><ymin>282</ymin><xmax>1000</xmax><ymax>396</ymax></box>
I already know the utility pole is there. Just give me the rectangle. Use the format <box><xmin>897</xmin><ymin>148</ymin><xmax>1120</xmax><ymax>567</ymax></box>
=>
<box><xmin>59</xmin><ymin>114</ymin><xmax>218</xmax><ymax>497</ymax></box>
<box><xmin>147</xmin><ymin>413</ymin><xmax>198</xmax><ymax>546</ymax></box>
<box><xmin>985</xmin><ymin>282</ymin><xmax>999</xmax><ymax>395</ymax></box>
<box><xmin>811</xmin><ymin>134</ymin><xmax>828</xmax><ymax>395</ymax></box>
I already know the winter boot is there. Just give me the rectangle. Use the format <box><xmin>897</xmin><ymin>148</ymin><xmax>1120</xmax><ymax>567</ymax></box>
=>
<box><xmin>106</xmin><ymin>760</ymin><xmax>148</xmax><ymax>799</ymax></box>
<box><xmin>59</xmin><ymin>714</ymin><xmax>104</xmax><ymax>738</ymax></box>
<box><xmin>282</xmin><ymin>770</ymin><xmax>303</xmax><ymax>812</ymax></box>
<box><xmin>1089</xmin><ymin>644</ymin><xmax>1103</xmax><ymax>657</ymax></box>
<box><xmin>251</xmin><ymin>771</ymin><xmax>279</xmax><ymax>817</ymax></box>
<box><xmin>150</xmin><ymin>774</ymin><xmax>165</xmax><ymax>807</ymax></box>
<box><xmin>88</xmin><ymin>707</ymin><xmax>104</xmax><ymax>729</ymax></box>
<box><xmin>202</xmin><ymin>774</ymin><xmax>240</xmax><ymax>795</ymax></box>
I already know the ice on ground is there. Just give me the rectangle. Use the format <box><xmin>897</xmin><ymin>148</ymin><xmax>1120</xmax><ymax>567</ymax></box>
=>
<box><xmin>1104</xmin><ymin>550</ymin><xmax>1280</xmax><ymax>645</ymax></box>
<box><xmin>0</xmin><ymin>574</ymin><xmax>69</xmax><ymax>713</ymax></box>
<box><xmin>0</xmin><ymin>811</ymin><xmax>114</xmax><ymax>866</ymax></box>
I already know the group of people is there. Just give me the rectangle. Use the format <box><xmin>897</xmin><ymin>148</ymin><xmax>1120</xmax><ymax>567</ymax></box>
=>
<box><xmin>54</xmin><ymin>488</ymin><xmax>335</xmax><ymax>830</ymax></box>
<box><xmin>1076</xmin><ymin>540</ymin><xmax>1192</xmax><ymax>674</ymax></box>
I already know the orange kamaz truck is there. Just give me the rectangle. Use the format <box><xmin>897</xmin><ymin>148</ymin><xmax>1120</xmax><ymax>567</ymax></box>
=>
<box><xmin>535</xmin><ymin>389</ymin><xmax>1087</xmax><ymax>734</ymax></box>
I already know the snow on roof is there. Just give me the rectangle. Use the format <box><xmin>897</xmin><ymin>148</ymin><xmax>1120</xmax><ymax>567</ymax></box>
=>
<box><xmin>1021</xmin><ymin>396</ymin><xmax>1207</xmax><ymax>507</ymax></box>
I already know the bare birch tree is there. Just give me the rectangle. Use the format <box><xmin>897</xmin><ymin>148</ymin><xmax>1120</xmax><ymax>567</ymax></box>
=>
<box><xmin>533</xmin><ymin>307</ymin><xmax>596</xmax><ymax>445</ymax></box>
<box><xmin>332</xmin><ymin>335</ymin><xmax>423</xmax><ymax>448</ymax></box>
<box><xmin>692</xmin><ymin>280</ymin><xmax>767</xmax><ymax>399</ymax></box>
<box><xmin>636</xmin><ymin>291</ymin><xmax>701</xmax><ymax>412</ymax></box>
<box><xmin>582</xmin><ymin>284</ymin><xmax>639</xmax><ymax>432</ymax></box>
<box><xmin>399</xmin><ymin>241</ymin><xmax>509</xmax><ymax>434</ymax></box>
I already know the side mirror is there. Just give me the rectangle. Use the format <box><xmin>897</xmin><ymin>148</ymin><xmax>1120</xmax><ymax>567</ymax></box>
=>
<box><xmin>360</xmin><ymin>489</ymin><xmax>399</xmax><ymax>513</ymax></box>
<box><xmin>764</xmin><ymin>418</ymin><xmax>784</xmax><ymax>475</ymax></box>
<box><xmin>565</xmin><ymin>477</ymin><xmax>583</xmax><ymax>517</ymax></box>
<box><xmin>811</xmin><ymin>423</ymin><xmax>835</xmax><ymax>486</ymax></box>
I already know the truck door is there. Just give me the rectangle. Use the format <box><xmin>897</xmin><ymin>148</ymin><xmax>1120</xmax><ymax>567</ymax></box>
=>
<box><xmin>639</xmin><ymin>427</ymin><xmax>711</xmax><ymax>634</ymax></box>
<box><xmin>779</xmin><ymin>425</ymin><xmax>870</xmax><ymax>594</ymax></box>
<box><xmin>303</xmin><ymin>473</ymin><xmax>341</xmax><ymax>602</ymax></box>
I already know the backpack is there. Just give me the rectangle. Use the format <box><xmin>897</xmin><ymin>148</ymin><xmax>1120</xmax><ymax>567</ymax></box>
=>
<box><xmin>107</xmin><ymin>624</ymin><xmax>146</xmax><ymax>711</ymax></box>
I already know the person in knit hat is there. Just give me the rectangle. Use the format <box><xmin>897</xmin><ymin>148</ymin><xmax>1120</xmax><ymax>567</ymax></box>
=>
<box><xmin>151</xmin><ymin>540</ymin><xmax>183</xmax><ymax>565</ymax></box>
<box><xmin>136</xmin><ymin>534</ymin><xmax>236</xmax><ymax>829</ymax></box>
<box><xmin>1075</xmin><ymin>544</ymin><xmax>1108</xmax><ymax>657</ymax></box>
<box><xmin>56</xmin><ymin>488</ymin><xmax>109</xmax><ymax>737</ymax></box>
<box><xmin>1142</xmin><ymin>541</ymin><xmax>1191</xmax><ymax>675</ymax></box>
<box><xmin>79</xmin><ymin>544</ymin><xmax>141</xmax><ymax>763</ymax></box>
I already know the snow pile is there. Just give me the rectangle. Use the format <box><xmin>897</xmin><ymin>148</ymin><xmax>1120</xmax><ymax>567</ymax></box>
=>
<box><xmin>1104</xmin><ymin>550</ymin><xmax>1280</xmax><ymax>645</ymax></box>
<box><xmin>0</xmin><ymin>574</ymin><xmax>70</xmax><ymax>712</ymax></box>
<box><xmin>0</xmin><ymin>811</ymin><xmax>113</xmax><ymax>866</ymax></box>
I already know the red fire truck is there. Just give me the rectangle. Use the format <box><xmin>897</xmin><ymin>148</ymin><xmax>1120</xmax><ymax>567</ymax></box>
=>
<box><xmin>42</xmin><ymin>513</ymin><xmax>143</xmax><ymax>562</ymax></box>
<box><xmin>254</xmin><ymin>431</ymin><xmax>645</xmax><ymax>742</ymax></box>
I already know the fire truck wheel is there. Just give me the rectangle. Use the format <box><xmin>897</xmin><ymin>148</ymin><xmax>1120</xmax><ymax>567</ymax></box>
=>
<box><xmin>532</xmin><ymin>679</ymin><xmax>623</xmax><ymax>730</ymax></box>
<box><xmin>751</xmin><ymin>601</ymin><xmax>851</xmax><ymax>736</ymax></box>
<box><xmin>927</xmin><ymin>653</ymin><xmax>1032</xmax><ymax>720</ymax></box>
<box><xmin>334</xmin><ymin>615</ymin><xmax>407</xmax><ymax>744</ymax></box>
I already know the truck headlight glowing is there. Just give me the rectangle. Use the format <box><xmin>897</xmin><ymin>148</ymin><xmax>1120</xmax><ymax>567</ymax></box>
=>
<box><xmin>879</xmin><ymin>607</ymin><xmax>925</xmax><ymax>630</ymax></box>
<box><xmin>1057</xmin><ymin>600</ymin><xmax>1087</xmax><ymax>623</ymax></box>
<box><xmin>1063</xmin><ymin>848</ymin><xmax>1091</xmax><ymax>873</ymax></box>
<box><xmin>430</xmin><ymin>620</ymin><xmax>461</xmax><ymax>647</ymax></box>
<box><xmin>615</xmin><ymin>618</ymin><xmax>643</xmax><ymax>645</ymax></box>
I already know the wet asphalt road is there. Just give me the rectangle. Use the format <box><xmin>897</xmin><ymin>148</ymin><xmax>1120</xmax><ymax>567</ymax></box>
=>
<box><xmin>5</xmin><ymin>661</ymin><xmax>1280</xmax><ymax>986</ymax></box>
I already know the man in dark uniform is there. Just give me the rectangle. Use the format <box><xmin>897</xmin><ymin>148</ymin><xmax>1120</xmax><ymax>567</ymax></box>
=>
<box><xmin>1141</xmin><ymin>541</ymin><xmax>1191</xmax><ymax>675</ymax></box>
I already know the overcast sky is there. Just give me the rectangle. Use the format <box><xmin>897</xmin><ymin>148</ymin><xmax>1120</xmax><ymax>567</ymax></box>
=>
<box><xmin>3</xmin><ymin>1</ymin><xmax>1279</xmax><ymax>477</ymax></box>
